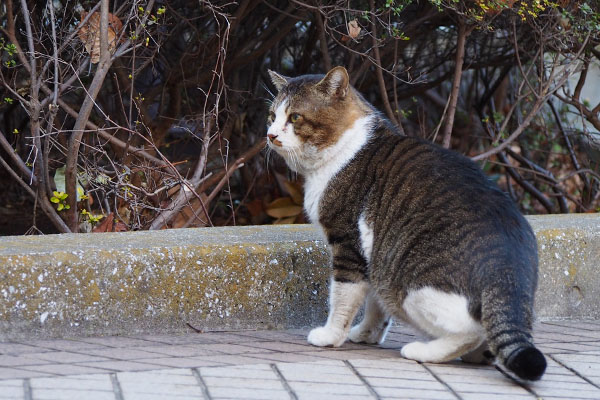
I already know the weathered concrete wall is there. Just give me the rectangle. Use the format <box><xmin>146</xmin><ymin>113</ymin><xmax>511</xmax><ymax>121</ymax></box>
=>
<box><xmin>0</xmin><ymin>214</ymin><xmax>598</xmax><ymax>340</ymax></box>
<box><xmin>528</xmin><ymin>214</ymin><xmax>600</xmax><ymax>320</ymax></box>
<box><xmin>0</xmin><ymin>226</ymin><xmax>331</xmax><ymax>340</ymax></box>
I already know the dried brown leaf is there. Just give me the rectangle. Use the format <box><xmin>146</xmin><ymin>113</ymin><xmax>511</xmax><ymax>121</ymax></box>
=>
<box><xmin>77</xmin><ymin>11</ymin><xmax>123</xmax><ymax>64</ymax></box>
<box><xmin>274</xmin><ymin>216</ymin><xmax>297</xmax><ymax>225</ymax></box>
<box><xmin>347</xmin><ymin>20</ymin><xmax>361</xmax><ymax>39</ymax></box>
<box><xmin>265</xmin><ymin>197</ymin><xmax>303</xmax><ymax>219</ymax></box>
<box><xmin>283</xmin><ymin>180</ymin><xmax>304</xmax><ymax>205</ymax></box>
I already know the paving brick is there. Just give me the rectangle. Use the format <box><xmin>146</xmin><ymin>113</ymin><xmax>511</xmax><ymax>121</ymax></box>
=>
<box><xmin>370</xmin><ymin>387</ymin><xmax>456</xmax><ymax>399</ymax></box>
<box><xmin>541</xmin><ymin>342</ymin><xmax>600</xmax><ymax>353</ymax></box>
<box><xmin>75</xmin><ymin>336</ymin><xmax>158</xmax><ymax>348</ymax></box>
<box><xmin>0</xmin><ymin>380</ymin><xmax>24</xmax><ymax>400</ymax></box>
<box><xmin>200</xmin><ymin>364</ymin><xmax>277</xmax><ymax>379</ymax></box>
<box><xmin>555</xmin><ymin>360</ymin><xmax>600</xmax><ymax>377</ymax></box>
<box><xmin>460</xmin><ymin>394</ymin><xmax>534</xmax><ymax>400</ymax></box>
<box><xmin>19</xmin><ymin>363</ymin><xmax>111</xmax><ymax>376</ymax></box>
<box><xmin>533</xmin><ymin>387</ymin><xmax>600</xmax><ymax>399</ymax></box>
<box><xmin>118</xmin><ymin>369</ymin><xmax>201</xmax><ymax>384</ymax></box>
<box><xmin>365</xmin><ymin>377</ymin><xmax>448</xmax><ymax>390</ymax></box>
<box><xmin>448</xmin><ymin>381</ymin><xmax>532</xmax><ymax>395</ymax></box>
<box><xmin>31</xmin><ymin>389</ymin><xmax>115</xmax><ymax>400</ymax></box>
<box><xmin>0</xmin><ymin>343</ymin><xmax>44</xmax><ymax>355</ymax></box>
<box><xmin>117</xmin><ymin>369</ymin><xmax>204</xmax><ymax>399</ymax></box>
<box><xmin>22</xmin><ymin>340</ymin><xmax>107</xmax><ymax>352</ymax></box>
<box><xmin>295</xmin><ymin>392</ymin><xmax>372</xmax><ymax>400</ymax></box>
<box><xmin>133</xmin><ymin>357</ymin><xmax>225</xmax><ymax>368</ymax></box>
<box><xmin>75</xmin><ymin>360</ymin><xmax>165</xmax><ymax>372</ymax></box>
<box><xmin>204</xmin><ymin>343</ymin><xmax>276</xmax><ymax>355</ymax></box>
<box><xmin>29</xmin><ymin>375</ymin><xmax>113</xmax><ymax>390</ymax></box>
<box><xmin>247</xmin><ymin>341</ymin><xmax>315</xmax><ymax>353</ymax></box>
<box><xmin>208</xmin><ymin>387</ymin><xmax>289</xmax><ymax>399</ymax></box>
<box><xmin>354</xmin><ymin>368</ymin><xmax>434</xmax><ymax>380</ymax></box>
<box><xmin>235</xmin><ymin>331</ymin><xmax>308</xmax><ymax>341</ymax></box>
<box><xmin>120</xmin><ymin>394</ymin><xmax>202</xmax><ymax>400</ymax></box>
<box><xmin>349</xmin><ymin>358</ymin><xmax>425</xmax><ymax>371</ymax></box>
<box><xmin>22</xmin><ymin>351</ymin><xmax>111</xmax><ymax>364</ymax></box>
<box><xmin>83</xmin><ymin>347</ymin><xmax>165</xmax><ymax>360</ymax></box>
<box><xmin>199</xmin><ymin>354</ymin><xmax>284</xmax><ymax>365</ymax></box>
<box><xmin>286</xmin><ymin>381</ymin><xmax>370</xmax><ymax>396</ymax></box>
<box><xmin>0</xmin><ymin>321</ymin><xmax>598</xmax><ymax>399</ymax></box>
<box><xmin>0</xmin><ymin>354</ymin><xmax>52</xmax><ymax>367</ymax></box>
<box><xmin>0</xmin><ymin>367</ymin><xmax>52</xmax><ymax>379</ymax></box>
<box><xmin>138</xmin><ymin>344</ymin><xmax>224</xmax><ymax>357</ymax></box>
<box><xmin>300</xmin><ymin>350</ymin><xmax>385</xmax><ymax>361</ymax></box>
<box><xmin>243</xmin><ymin>352</ymin><xmax>327</xmax><ymax>364</ymax></box>
<box><xmin>204</xmin><ymin>376</ymin><xmax>284</xmax><ymax>389</ymax></box>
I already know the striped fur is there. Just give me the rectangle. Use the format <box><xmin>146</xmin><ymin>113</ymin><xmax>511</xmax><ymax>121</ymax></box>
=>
<box><xmin>267</xmin><ymin>67</ymin><xmax>546</xmax><ymax>382</ymax></box>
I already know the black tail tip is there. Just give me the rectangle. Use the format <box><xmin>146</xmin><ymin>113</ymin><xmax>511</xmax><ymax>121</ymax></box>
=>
<box><xmin>506</xmin><ymin>347</ymin><xmax>547</xmax><ymax>381</ymax></box>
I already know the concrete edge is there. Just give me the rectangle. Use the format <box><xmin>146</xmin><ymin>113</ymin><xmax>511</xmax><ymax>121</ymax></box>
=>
<box><xmin>0</xmin><ymin>215</ymin><xmax>599</xmax><ymax>340</ymax></box>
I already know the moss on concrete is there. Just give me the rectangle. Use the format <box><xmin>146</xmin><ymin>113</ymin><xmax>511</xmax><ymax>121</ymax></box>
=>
<box><xmin>0</xmin><ymin>216</ymin><xmax>598</xmax><ymax>340</ymax></box>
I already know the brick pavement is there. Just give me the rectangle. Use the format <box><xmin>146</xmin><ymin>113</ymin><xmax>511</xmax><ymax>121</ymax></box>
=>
<box><xmin>0</xmin><ymin>320</ymin><xmax>599</xmax><ymax>399</ymax></box>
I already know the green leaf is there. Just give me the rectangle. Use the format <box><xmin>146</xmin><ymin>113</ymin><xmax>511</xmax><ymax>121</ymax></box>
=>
<box><xmin>54</xmin><ymin>166</ymin><xmax>84</xmax><ymax>201</ymax></box>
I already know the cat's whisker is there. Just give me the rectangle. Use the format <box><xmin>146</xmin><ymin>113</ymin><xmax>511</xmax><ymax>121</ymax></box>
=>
<box><xmin>261</xmin><ymin>82</ymin><xmax>275</xmax><ymax>99</ymax></box>
<box><xmin>290</xmin><ymin>147</ymin><xmax>300</xmax><ymax>178</ymax></box>
<box><xmin>265</xmin><ymin>145</ymin><xmax>273</xmax><ymax>171</ymax></box>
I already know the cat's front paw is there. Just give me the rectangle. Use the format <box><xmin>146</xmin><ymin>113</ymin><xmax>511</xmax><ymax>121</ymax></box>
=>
<box><xmin>400</xmin><ymin>341</ymin><xmax>429</xmax><ymax>362</ymax></box>
<box><xmin>348</xmin><ymin>325</ymin><xmax>381</xmax><ymax>344</ymax></box>
<box><xmin>307</xmin><ymin>326</ymin><xmax>345</xmax><ymax>347</ymax></box>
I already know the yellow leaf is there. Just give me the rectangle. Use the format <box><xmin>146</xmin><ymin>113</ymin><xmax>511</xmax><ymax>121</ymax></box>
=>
<box><xmin>265</xmin><ymin>197</ymin><xmax>303</xmax><ymax>219</ymax></box>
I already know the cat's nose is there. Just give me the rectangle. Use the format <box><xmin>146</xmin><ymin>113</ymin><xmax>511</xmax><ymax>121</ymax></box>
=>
<box><xmin>267</xmin><ymin>133</ymin><xmax>278</xmax><ymax>141</ymax></box>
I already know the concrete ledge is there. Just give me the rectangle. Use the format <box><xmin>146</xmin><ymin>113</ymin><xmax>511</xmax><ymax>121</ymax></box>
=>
<box><xmin>0</xmin><ymin>226</ymin><xmax>331</xmax><ymax>340</ymax></box>
<box><xmin>0</xmin><ymin>215</ymin><xmax>599</xmax><ymax>340</ymax></box>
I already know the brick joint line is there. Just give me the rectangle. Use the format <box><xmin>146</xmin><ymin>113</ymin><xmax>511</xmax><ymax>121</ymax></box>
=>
<box><xmin>110</xmin><ymin>373</ymin><xmax>124</xmax><ymax>400</ymax></box>
<box><xmin>23</xmin><ymin>378</ymin><xmax>32</xmax><ymax>400</ymax></box>
<box><xmin>192</xmin><ymin>367</ymin><xmax>213</xmax><ymax>400</ymax></box>
<box><xmin>420</xmin><ymin>362</ymin><xmax>464</xmax><ymax>400</ymax></box>
<box><xmin>344</xmin><ymin>360</ymin><xmax>381</xmax><ymax>400</ymax></box>
<box><xmin>549</xmin><ymin>354</ymin><xmax>600</xmax><ymax>390</ymax></box>
<box><xmin>493</xmin><ymin>365</ymin><xmax>539</xmax><ymax>398</ymax></box>
<box><xmin>270</xmin><ymin>364</ymin><xmax>298</xmax><ymax>400</ymax></box>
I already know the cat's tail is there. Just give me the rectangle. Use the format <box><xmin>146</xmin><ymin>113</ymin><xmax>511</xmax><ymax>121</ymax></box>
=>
<box><xmin>481</xmin><ymin>282</ymin><xmax>546</xmax><ymax>381</ymax></box>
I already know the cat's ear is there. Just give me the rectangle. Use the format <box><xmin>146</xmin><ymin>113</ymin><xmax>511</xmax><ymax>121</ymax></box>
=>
<box><xmin>316</xmin><ymin>66</ymin><xmax>349</xmax><ymax>98</ymax></box>
<box><xmin>268</xmin><ymin>70</ymin><xmax>289</xmax><ymax>92</ymax></box>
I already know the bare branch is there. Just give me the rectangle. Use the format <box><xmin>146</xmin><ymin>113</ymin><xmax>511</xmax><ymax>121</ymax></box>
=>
<box><xmin>442</xmin><ymin>19</ymin><xmax>471</xmax><ymax>149</ymax></box>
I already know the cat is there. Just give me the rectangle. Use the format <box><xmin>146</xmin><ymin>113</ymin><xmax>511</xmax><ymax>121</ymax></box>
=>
<box><xmin>266</xmin><ymin>66</ymin><xmax>546</xmax><ymax>382</ymax></box>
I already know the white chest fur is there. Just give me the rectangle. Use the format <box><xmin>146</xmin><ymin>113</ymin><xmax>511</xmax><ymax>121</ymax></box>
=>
<box><xmin>303</xmin><ymin>115</ymin><xmax>374</xmax><ymax>224</ymax></box>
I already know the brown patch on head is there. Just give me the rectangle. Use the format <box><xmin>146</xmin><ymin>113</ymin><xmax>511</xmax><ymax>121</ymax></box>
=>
<box><xmin>269</xmin><ymin>67</ymin><xmax>370</xmax><ymax>149</ymax></box>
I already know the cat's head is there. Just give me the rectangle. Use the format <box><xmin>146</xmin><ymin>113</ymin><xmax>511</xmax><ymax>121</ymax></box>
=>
<box><xmin>266</xmin><ymin>66</ymin><xmax>370</xmax><ymax>173</ymax></box>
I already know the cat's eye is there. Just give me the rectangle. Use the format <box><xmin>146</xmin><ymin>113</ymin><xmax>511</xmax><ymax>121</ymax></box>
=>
<box><xmin>268</xmin><ymin>112</ymin><xmax>275</xmax><ymax>122</ymax></box>
<box><xmin>290</xmin><ymin>113</ymin><xmax>301</xmax><ymax>123</ymax></box>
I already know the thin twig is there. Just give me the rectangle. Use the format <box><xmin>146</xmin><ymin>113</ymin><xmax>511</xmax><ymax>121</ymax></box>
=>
<box><xmin>369</xmin><ymin>0</ymin><xmax>401</xmax><ymax>129</ymax></box>
<box><xmin>442</xmin><ymin>19</ymin><xmax>471</xmax><ymax>149</ymax></box>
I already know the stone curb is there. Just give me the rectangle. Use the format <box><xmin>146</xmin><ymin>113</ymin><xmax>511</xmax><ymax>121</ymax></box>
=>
<box><xmin>0</xmin><ymin>215</ymin><xmax>598</xmax><ymax>340</ymax></box>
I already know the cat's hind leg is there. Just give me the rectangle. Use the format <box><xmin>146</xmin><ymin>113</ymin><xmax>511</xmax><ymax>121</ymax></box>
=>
<box><xmin>399</xmin><ymin>287</ymin><xmax>485</xmax><ymax>363</ymax></box>
<box><xmin>307</xmin><ymin>279</ymin><xmax>369</xmax><ymax>347</ymax></box>
<box><xmin>348</xmin><ymin>291</ymin><xmax>392</xmax><ymax>345</ymax></box>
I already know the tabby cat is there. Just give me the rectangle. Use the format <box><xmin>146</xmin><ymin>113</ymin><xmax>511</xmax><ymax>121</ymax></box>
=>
<box><xmin>266</xmin><ymin>66</ymin><xmax>546</xmax><ymax>381</ymax></box>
